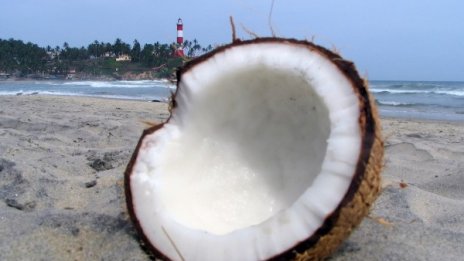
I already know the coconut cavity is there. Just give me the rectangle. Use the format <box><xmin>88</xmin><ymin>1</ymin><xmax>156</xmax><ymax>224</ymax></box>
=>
<box><xmin>154</xmin><ymin>66</ymin><xmax>330</xmax><ymax>235</ymax></box>
<box><xmin>128</xmin><ymin>41</ymin><xmax>370</xmax><ymax>261</ymax></box>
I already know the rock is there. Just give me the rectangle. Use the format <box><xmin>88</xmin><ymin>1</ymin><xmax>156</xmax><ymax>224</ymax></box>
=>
<box><xmin>85</xmin><ymin>180</ymin><xmax>97</xmax><ymax>188</ymax></box>
<box><xmin>5</xmin><ymin>198</ymin><xmax>36</xmax><ymax>211</ymax></box>
<box><xmin>406</xmin><ymin>133</ymin><xmax>422</xmax><ymax>138</ymax></box>
<box><xmin>0</xmin><ymin>158</ymin><xmax>28</xmax><ymax>200</ymax></box>
<box><xmin>88</xmin><ymin>158</ymin><xmax>113</xmax><ymax>172</ymax></box>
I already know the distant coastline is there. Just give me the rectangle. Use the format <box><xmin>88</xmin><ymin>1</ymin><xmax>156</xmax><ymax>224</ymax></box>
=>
<box><xmin>0</xmin><ymin>71</ymin><xmax>168</xmax><ymax>82</ymax></box>
<box><xmin>0</xmin><ymin>38</ymin><xmax>213</xmax><ymax>82</ymax></box>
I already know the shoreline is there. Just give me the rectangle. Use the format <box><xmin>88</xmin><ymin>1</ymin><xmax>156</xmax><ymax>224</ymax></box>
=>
<box><xmin>381</xmin><ymin>114</ymin><xmax>464</xmax><ymax>124</ymax></box>
<box><xmin>2</xmin><ymin>92</ymin><xmax>463</xmax><ymax>122</ymax></box>
<box><xmin>3</xmin><ymin>92</ymin><xmax>170</xmax><ymax>103</ymax></box>
<box><xmin>1</xmin><ymin>95</ymin><xmax>463</xmax><ymax>260</ymax></box>
<box><xmin>2</xmin><ymin>79</ymin><xmax>462</xmax><ymax>122</ymax></box>
<box><xmin>379</xmin><ymin>109</ymin><xmax>464</xmax><ymax>123</ymax></box>
<box><xmin>0</xmin><ymin>80</ymin><xmax>175</xmax><ymax>103</ymax></box>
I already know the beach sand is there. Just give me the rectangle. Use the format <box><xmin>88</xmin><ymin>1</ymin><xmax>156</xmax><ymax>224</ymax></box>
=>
<box><xmin>1</xmin><ymin>95</ymin><xmax>463</xmax><ymax>260</ymax></box>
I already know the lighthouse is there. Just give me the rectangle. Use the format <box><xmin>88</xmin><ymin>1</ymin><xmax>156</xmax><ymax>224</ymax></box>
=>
<box><xmin>174</xmin><ymin>18</ymin><xmax>185</xmax><ymax>57</ymax></box>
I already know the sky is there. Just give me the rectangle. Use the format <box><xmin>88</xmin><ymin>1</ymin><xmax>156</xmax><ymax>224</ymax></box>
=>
<box><xmin>1</xmin><ymin>0</ymin><xmax>463</xmax><ymax>81</ymax></box>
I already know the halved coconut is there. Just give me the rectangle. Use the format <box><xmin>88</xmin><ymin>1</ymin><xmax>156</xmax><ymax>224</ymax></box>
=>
<box><xmin>125</xmin><ymin>38</ymin><xmax>383</xmax><ymax>261</ymax></box>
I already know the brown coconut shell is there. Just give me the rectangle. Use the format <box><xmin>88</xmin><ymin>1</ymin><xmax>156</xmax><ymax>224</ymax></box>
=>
<box><xmin>125</xmin><ymin>38</ymin><xmax>383</xmax><ymax>261</ymax></box>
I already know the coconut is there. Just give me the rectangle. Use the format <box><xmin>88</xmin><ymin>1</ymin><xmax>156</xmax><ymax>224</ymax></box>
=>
<box><xmin>125</xmin><ymin>38</ymin><xmax>383</xmax><ymax>261</ymax></box>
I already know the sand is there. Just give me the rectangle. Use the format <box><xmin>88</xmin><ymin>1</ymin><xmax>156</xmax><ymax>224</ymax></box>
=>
<box><xmin>0</xmin><ymin>95</ymin><xmax>463</xmax><ymax>260</ymax></box>
<box><xmin>331</xmin><ymin>118</ymin><xmax>464</xmax><ymax>260</ymax></box>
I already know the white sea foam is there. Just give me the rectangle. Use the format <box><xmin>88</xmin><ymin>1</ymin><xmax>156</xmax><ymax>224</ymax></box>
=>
<box><xmin>1</xmin><ymin>80</ymin><xmax>462</xmax><ymax>119</ymax></box>
<box><xmin>371</xmin><ymin>88</ymin><xmax>464</xmax><ymax>97</ymax></box>
<box><xmin>0</xmin><ymin>89</ymin><xmax>168</xmax><ymax>101</ymax></box>
<box><xmin>377</xmin><ymin>100</ymin><xmax>413</xmax><ymax>106</ymax></box>
<box><xmin>370</xmin><ymin>88</ymin><xmax>426</xmax><ymax>94</ymax></box>
<box><xmin>0</xmin><ymin>90</ymin><xmax>80</xmax><ymax>96</ymax></box>
<box><xmin>60</xmin><ymin>80</ymin><xmax>175</xmax><ymax>89</ymax></box>
<box><xmin>435</xmin><ymin>90</ymin><xmax>464</xmax><ymax>97</ymax></box>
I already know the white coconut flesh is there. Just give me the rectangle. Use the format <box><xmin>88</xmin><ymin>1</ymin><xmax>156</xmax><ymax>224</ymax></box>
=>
<box><xmin>130</xmin><ymin>42</ymin><xmax>362</xmax><ymax>260</ymax></box>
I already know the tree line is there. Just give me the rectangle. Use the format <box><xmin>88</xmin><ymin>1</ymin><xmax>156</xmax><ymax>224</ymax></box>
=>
<box><xmin>0</xmin><ymin>38</ymin><xmax>213</xmax><ymax>78</ymax></box>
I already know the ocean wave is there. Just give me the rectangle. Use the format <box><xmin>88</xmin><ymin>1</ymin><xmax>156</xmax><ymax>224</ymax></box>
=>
<box><xmin>0</xmin><ymin>90</ymin><xmax>168</xmax><ymax>101</ymax></box>
<box><xmin>371</xmin><ymin>88</ymin><xmax>464</xmax><ymax>97</ymax></box>
<box><xmin>0</xmin><ymin>90</ymin><xmax>78</xmax><ymax>96</ymax></box>
<box><xmin>376</xmin><ymin>100</ymin><xmax>415</xmax><ymax>107</ymax></box>
<box><xmin>434</xmin><ymin>90</ymin><xmax>464</xmax><ymax>97</ymax></box>
<box><xmin>57</xmin><ymin>80</ymin><xmax>175</xmax><ymax>89</ymax></box>
<box><xmin>376</xmin><ymin>100</ymin><xmax>463</xmax><ymax>109</ymax></box>
<box><xmin>370</xmin><ymin>81</ymin><xmax>458</xmax><ymax>89</ymax></box>
<box><xmin>0</xmin><ymin>91</ymin><xmax>28</xmax><ymax>95</ymax></box>
<box><xmin>371</xmin><ymin>88</ymin><xmax>430</xmax><ymax>94</ymax></box>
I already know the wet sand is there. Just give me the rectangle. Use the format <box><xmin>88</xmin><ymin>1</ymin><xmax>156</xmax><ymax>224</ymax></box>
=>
<box><xmin>0</xmin><ymin>95</ymin><xmax>463</xmax><ymax>260</ymax></box>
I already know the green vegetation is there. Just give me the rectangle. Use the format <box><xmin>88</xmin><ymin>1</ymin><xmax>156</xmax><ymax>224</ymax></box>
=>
<box><xmin>0</xmin><ymin>38</ymin><xmax>213</xmax><ymax>79</ymax></box>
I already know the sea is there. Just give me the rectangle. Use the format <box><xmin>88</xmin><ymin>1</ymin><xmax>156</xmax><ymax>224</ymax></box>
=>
<box><xmin>0</xmin><ymin>80</ymin><xmax>463</xmax><ymax>121</ymax></box>
<box><xmin>0</xmin><ymin>80</ymin><xmax>176</xmax><ymax>102</ymax></box>
<box><xmin>370</xmin><ymin>81</ymin><xmax>464</xmax><ymax>121</ymax></box>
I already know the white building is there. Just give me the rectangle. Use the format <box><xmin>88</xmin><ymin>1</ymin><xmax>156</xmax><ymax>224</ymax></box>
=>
<box><xmin>116</xmin><ymin>54</ymin><xmax>131</xmax><ymax>62</ymax></box>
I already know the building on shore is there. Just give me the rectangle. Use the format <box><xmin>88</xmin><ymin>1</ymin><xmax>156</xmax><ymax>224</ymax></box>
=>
<box><xmin>116</xmin><ymin>54</ymin><xmax>131</xmax><ymax>62</ymax></box>
<box><xmin>0</xmin><ymin>72</ymin><xmax>11</xmax><ymax>79</ymax></box>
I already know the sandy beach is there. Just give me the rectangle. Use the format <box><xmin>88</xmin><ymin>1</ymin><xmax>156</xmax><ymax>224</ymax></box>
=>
<box><xmin>1</xmin><ymin>95</ymin><xmax>463</xmax><ymax>260</ymax></box>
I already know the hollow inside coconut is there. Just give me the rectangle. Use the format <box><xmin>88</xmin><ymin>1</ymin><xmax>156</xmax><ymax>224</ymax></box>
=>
<box><xmin>128</xmin><ymin>41</ymin><xmax>377</xmax><ymax>261</ymax></box>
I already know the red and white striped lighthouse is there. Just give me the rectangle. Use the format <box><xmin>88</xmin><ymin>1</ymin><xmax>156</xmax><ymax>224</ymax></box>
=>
<box><xmin>174</xmin><ymin>18</ymin><xmax>184</xmax><ymax>57</ymax></box>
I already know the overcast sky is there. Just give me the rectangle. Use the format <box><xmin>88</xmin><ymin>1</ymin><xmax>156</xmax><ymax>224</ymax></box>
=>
<box><xmin>1</xmin><ymin>0</ymin><xmax>463</xmax><ymax>81</ymax></box>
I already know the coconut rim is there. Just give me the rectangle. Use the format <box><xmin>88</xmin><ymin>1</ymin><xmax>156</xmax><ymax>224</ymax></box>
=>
<box><xmin>124</xmin><ymin>37</ymin><xmax>377</xmax><ymax>260</ymax></box>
